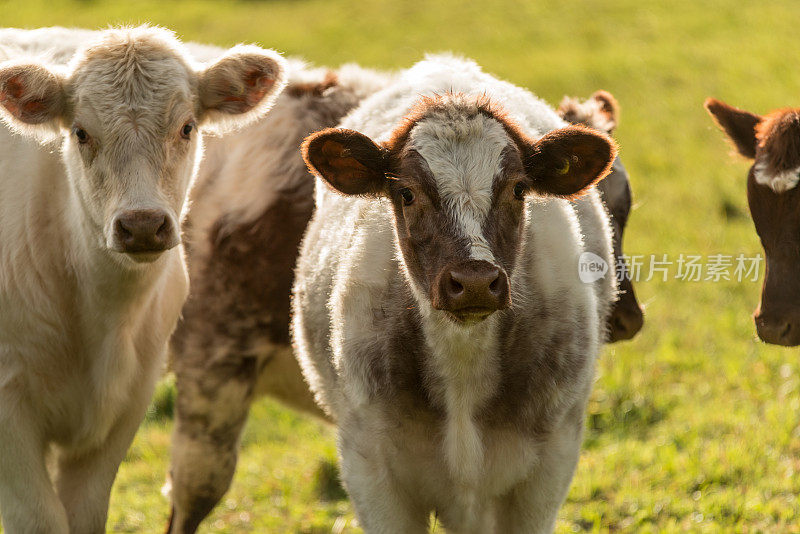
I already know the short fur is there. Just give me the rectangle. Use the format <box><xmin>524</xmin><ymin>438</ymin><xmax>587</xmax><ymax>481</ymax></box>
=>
<box><xmin>293</xmin><ymin>55</ymin><xmax>617</xmax><ymax>532</ymax></box>
<box><xmin>706</xmin><ymin>97</ymin><xmax>800</xmax><ymax>345</ymax></box>
<box><xmin>0</xmin><ymin>26</ymin><xmax>285</xmax><ymax>533</ymax></box>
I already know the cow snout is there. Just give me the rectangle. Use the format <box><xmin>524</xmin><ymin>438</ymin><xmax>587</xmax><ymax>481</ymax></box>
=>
<box><xmin>754</xmin><ymin>312</ymin><xmax>800</xmax><ymax>347</ymax></box>
<box><xmin>113</xmin><ymin>209</ymin><xmax>178</xmax><ymax>255</ymax></box>
<box><xmin>433</xmin><ymin>260</ymin><xmax>510</xmax><ymax>322</ymax></box>
<box><xmin>607</xmin><ymin>303</ymin><xmax>644</xmax><ymax>342</ymax></box>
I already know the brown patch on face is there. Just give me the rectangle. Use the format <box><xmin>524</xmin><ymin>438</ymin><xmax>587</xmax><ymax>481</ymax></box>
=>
<box><xmin>285</xmin><ymin>71</ymin><xmax>338</xmax><ymax>98</ymax></box>
<box><xmin>747</xmin><ymin>167</ymin><xmax>800</xmax><ymax>345</ymax></box>
<box><xmin>756</xmin><ymin>109</ymin><xmax>800</xmax><ymax>176</ymax></box>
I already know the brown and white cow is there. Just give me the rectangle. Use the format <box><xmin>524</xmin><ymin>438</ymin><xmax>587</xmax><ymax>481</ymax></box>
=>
<box><xmin>0</xmin><ymin>26</ymin><xmax>285</xmax><ymax>533</ymax></box>
<box><xmin>165</xmin><ymin>59</ymin><xmax>390</xmax><ymax>533</ymax></box>
<box><xmin>294</xmin><ymin>55</ymin><xmax>617</xmax><ymax>532</ymax></box>
<box><xmin>706</xmin><ymin>98</ymin><xmax>800</xmax><ymax>346</ymax></box>
<box><xmin>558</xmin><ymin>90</ymin><xmax>644</xmax><ymax>342</ymax></box>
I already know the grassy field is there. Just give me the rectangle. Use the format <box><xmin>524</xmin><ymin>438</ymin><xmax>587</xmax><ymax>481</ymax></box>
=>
<box><xmin>2</xmin><ymin>0</ymin><xmax>800</xmax><ymax>531</ymax></box>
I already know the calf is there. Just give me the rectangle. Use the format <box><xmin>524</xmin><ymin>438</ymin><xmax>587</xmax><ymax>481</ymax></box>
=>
<box><xmin>0</xmin><ymin>26</ymin><xmax>285</xmax><ymax>533</ymax></box>
<box><xmin>294</xmin><ymin>55</ymin><xmax>617</xmax><ymax>532</ymax></box>
<box><xmin>706</xmin><ymin>98</ymin><xmax>800</xmax><ymax>346</ymax></box>
<box><xmin>165</xmin><ymin>59</ymin><xmax>389</xmax><ymax>533</ymax></box>
<box><xmin>558</xmin><ymin>91</ymin><xmax>644</xmax><ymax>341</ymax></box>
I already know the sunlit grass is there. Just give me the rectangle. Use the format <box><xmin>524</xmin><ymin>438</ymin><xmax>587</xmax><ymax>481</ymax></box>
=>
<box><xmin>2</xmin><ymin>0</ymin><xmax>800</xmax><ymax>531</ymax></box>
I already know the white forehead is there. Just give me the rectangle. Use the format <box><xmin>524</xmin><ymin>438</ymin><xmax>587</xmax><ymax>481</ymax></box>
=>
<box><xmin>410</xmin><ymin>112</ymin><xmax>511</xmax><ymax>261</ymax></box>
<box><xmin>68</xmin><ymin>28</ymin><xmax>195</xmax><ymax>131</ymax></box>
<box><xmin>410</xmin><ymin>112</ymin><xmax>510</xmax><ymax>213</ymax></box>
<box><xmin>754</xmin><ymin>159</ymin><xmax>800</xmax><ymax>193</ymax></box>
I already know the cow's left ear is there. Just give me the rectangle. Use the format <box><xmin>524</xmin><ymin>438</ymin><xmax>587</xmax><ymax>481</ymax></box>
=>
<box><xmin>525</xmin><ymin>125</ymin><xmax>617</xmax><ymax>199</ymax></box>
<box><xmin>197</xmin><ymin>45</ymin><xmax>287</xmax><ymax>134</ymax></box>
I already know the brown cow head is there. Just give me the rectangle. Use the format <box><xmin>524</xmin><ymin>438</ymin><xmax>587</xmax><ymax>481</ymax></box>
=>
<box><xmin>558</xmin><ymin>91</ymin><xmax>644</xmax><ymax>342</ymax></box>
<box><xmin>304</xmin><ymin>94</ymin><xmax>616</xmax><ymax>326</ymax></box>
<box><xmin>706</xmin><ymin>98</ymin><xmax>800</xmax><ymax>346</ymax></box>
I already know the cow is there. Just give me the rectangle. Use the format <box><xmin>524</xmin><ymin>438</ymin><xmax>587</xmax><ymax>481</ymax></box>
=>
<box><xmin>165</xmin><ymin>59</ymin><xmax>390</xmax><ymax>533</ymax></box>
<box><xmin>705</xmin><ymin>98</ymin><xmax>800</xmax><ymax>346</ymax></box>
<box><xmin>558</xmin><ymin>91</ymin><xmax>644</xmax><ymax>342</ymax></box>
<box><xmin>293</xmin><ymin>55</ymin><xmax>617</xmax><ymax>532</ymax></box>
<box><xmin>0</xmin><ymin>26</ymin><xmax>286</xmax><ymax>533</ymax></box>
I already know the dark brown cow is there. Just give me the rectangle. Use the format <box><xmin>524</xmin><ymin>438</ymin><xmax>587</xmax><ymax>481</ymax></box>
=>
<box><xmin>706</xmin><ymin>98</ymin><xmax>800</xmax><ymax>346</ymax></box>
<box><xmin>558</xmin><ymin>91</ymin><xmax>644</xmax><ymax>342</ymax></box>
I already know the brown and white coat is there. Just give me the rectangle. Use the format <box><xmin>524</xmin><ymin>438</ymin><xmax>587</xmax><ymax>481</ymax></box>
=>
<box><xmin>294</xmin><ymin>55</ymin><xmax>617</xmax><ymax>533</ymax></box>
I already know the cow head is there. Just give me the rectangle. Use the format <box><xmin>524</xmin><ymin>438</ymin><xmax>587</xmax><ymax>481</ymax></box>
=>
<box><xmin>304</xmin><ymin>94</ymin><xmax>616</xmax><ymax>325</ymax></box>
<box><xmin>706</xmin><ymin>98</ymin><xmax>800</xmax><ymax>346</ymax></box>
<box><xmin>558</xmin><ymin>90</ymin><xmax>644</xmax><ymax>342</ymax></box>
<box><xmin>0</xmin><ymin>26</ymin><xmax>286</xmax><ymax>265</ymax></box>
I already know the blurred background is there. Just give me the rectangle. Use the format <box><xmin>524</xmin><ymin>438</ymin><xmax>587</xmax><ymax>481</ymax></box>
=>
<box><xmin>2</xmin><ymin>0</ymin><xmax>800</xmax><ymax>531</ymax></box>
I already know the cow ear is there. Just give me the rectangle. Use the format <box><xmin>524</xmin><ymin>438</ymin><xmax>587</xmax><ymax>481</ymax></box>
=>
<box><xmin>705</xmin><ymin>98</ymin><xmax>761</xmax><ymax>159</ymax></box>
<box><xmin>557</xmin><ymin>90</ymin><xmax>619</xmax><ymax>134</ymax></box>
<box><xmin>302</xmin><ymin>128</ymin><xmax>389</xmax><ymax>196</ymax></box>
<box><xmin>525</xmin><ymin>125</ymin><xmax>617</xmax><ymax>199</ymax></box>
<box><xmin>0</xmin><ymin>62</ymin><xmax>66</xmax><ymax>142</ymax></box>
<box><xmin>197</xmin><ymin>45</ymin><xmax>287</xmax><ymax>134</ymax></box>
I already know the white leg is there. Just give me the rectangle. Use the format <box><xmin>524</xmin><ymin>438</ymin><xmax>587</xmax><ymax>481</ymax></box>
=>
<box><xmin>338</xmin><ymin>430</ymin><xmax>429</xmax><ymax>534</ymax></box>
<box><xmin>0</xmin><ymin>392</ymin><xmax>69</xmax><ymax>534</ymax></box>
<box><xmin>495</xmin><ymin>417</ymin><xmax>585</xmax><ymax>533</ymax></box>
<box><xmin>54</xmin><ymin>369</ymin><xmax>158</xmax><ymax>534</ymax></box>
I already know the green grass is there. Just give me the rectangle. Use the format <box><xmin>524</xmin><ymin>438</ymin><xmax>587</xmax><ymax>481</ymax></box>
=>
<box><xmin>3</xmin><ymin>0</ymin><xmax>800</xmax><ymax>531</ymax></box>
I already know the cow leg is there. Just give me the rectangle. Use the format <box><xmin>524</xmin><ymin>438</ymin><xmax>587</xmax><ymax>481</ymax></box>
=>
<box><xmin>54</xmin><ymin>360</ymin><xmax>160</xmax><ymax>534</ymax></box>
<box><xmin>338</xmin><ymin>429</ymin><xmax>429</xmax><ymax>534</ymax></box>
<box><xmin>167</xmin><ymin>355</ymin><xmax>258</xmax><ymax>534</ymax></box>
<box><xmin>494</xmin><ymin>418</ymin><xmax>584</xmax><ymax>533</ymax></box>
<box><xmin>0</xmin><ymin>397</ymin><xmax>69</xmax><ymax>534</ymax></box>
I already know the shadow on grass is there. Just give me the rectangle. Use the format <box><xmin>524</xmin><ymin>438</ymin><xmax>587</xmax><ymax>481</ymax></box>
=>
<box><xmin>583</xmin><ymin>386</ymin><xmax>670</xmax><ymax>448</ymax></box>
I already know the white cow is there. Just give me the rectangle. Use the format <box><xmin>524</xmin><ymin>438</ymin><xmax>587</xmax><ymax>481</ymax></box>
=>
<box><xmin>294</xmin><ymin>55</ymin><xmax>617</xmax><ymax>533</ymax></box>
<box><xmin>0</xmin><ymin>26</ymin><xmax>286</xmax><ymax>533</ymax></box>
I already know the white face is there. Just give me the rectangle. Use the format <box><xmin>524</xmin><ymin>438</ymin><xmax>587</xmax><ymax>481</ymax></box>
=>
<box><xmin>63</xmin><ymin>52</ymin><xmax>199</xmax><ymax>261</ymax></box>
<box><xmin>0</xmin><ymin>27</ymin><xmax>287</xmax><ymax>265</ymax></box>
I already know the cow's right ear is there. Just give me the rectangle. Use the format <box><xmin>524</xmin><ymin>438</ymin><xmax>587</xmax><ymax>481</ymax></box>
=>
<box><xmin>302</xmin><ymin>128</ymin><xmax>389</xmax><ymax>196</ymax></box>
<box><xmin>705</xmin><ymin>98</ymin><xmax>761</xmax><ymax>159</ymax></box>
<box><xmin>0</xmin><ymin>62</ymin><xmax>66</xmax><ymax>141</ymax></box>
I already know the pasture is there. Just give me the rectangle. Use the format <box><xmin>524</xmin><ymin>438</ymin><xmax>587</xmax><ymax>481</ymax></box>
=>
<box><xmin>2</xmin><ymin>0</ymin><xmax>800</xmax><ymax>531</ymax></box>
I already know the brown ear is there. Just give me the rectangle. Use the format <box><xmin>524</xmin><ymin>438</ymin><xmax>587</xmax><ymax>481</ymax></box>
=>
<box><xmin>526</xmin><ymin>125</ymin><xmax>617</xmax><ymax>198</ymax></box>
<box><xmin>704</xmin><ymin>98</ymin><xmax>761</xmax><ymax>159</ymax></box>
<box><xmin>302</xmin><ymin>128</ymin><xmax>389</xmax><ymax>196</ymax></box>
<box><xmin>556</xmin><ymin>90</ymin><xmax>619</xmax><ymax>134</ymax></box>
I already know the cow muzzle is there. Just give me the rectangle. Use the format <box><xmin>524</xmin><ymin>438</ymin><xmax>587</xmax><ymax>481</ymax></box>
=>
<box><xmin>111</xmin><ymin>209</ymin><xmax>179</xmax><ymax>259</ymax></box>
<box><xmin>754</xmin><ymin>309</ymin><xmax>800</xmax><ymax>347</ymax></box>
<box><xmin>432</xmin><ymin>260</ymin><xmax>510</xmax><ymax>323</ymax></box>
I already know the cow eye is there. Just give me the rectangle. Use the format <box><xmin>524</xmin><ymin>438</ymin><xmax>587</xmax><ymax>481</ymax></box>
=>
<box><xmin>513</xmin><ymin>182</ymin><xmax>527</xmax><ymax>199</ymax></box>
<box><xmin>73</xmin><ymin>126</ymin><xmax>90</xmax><ymax>144</ymax></box>
<box><xmin>400</xmin><ymin>187</ymin><xmax>415</xmax><ymax>206</ymax></box>
<box><xmin>180</xmin><ymin>121</ymin><xmax>195</xmax><ymax>140</ymax></box>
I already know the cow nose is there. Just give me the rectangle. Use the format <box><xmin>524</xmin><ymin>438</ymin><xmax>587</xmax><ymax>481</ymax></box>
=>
<box><xmin>607</xmin><ymin>304</ymin><xmax>644</xmax><ymax>342</ymax></box>
<box><xmin>434</xmin><ymin>260</ymin><xmax>510</xmax><ymax>320</ymax></box>
<box><xmin>755</xmin><ymin>314</ymin><xmax>800</xmax><ymax>347</ymax></box>
<box><xmin>113</xmin><ymin>209</ymin><xmax>177</xmax><ymax>254</ymax></box>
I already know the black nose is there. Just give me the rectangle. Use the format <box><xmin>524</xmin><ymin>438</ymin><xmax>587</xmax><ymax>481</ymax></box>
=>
<box><xmin>607</xmin><ymin>303</ymin><xmax>644</xmax><ymax>342</ymax></box>
<box><xmin>433</xmin><ymin>260</ymin><xmax>510</xmax><ymax>320</ymax></box>
<box><xmin>113</xmin><ymin>209</ymin><xmax>177</xmax><ymax>254</ymax></box>
<box><xmin>755</xmin><ymin>313</ymin><xmax>800</xmax><ymax>346</ymax></box>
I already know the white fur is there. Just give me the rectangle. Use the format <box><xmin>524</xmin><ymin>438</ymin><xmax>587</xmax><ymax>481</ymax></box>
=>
<box><xmin>294</xmin><ymin>54</ymin><xmax>613</xmax><ymax>533</ymax></box>
<box><xmin>410</xmin><ymin>112</ymin><xmax>508</xmax><ymax>262</ymax></box>
<box><xmin>0</xmin><ymin>26</ymin><xmax>286</xmax><ymax>533</ymax></box>
<box><xmin>754</xmin><ymin>159</ymin><xmax>800</xmax><ymax>193</ymax></box>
